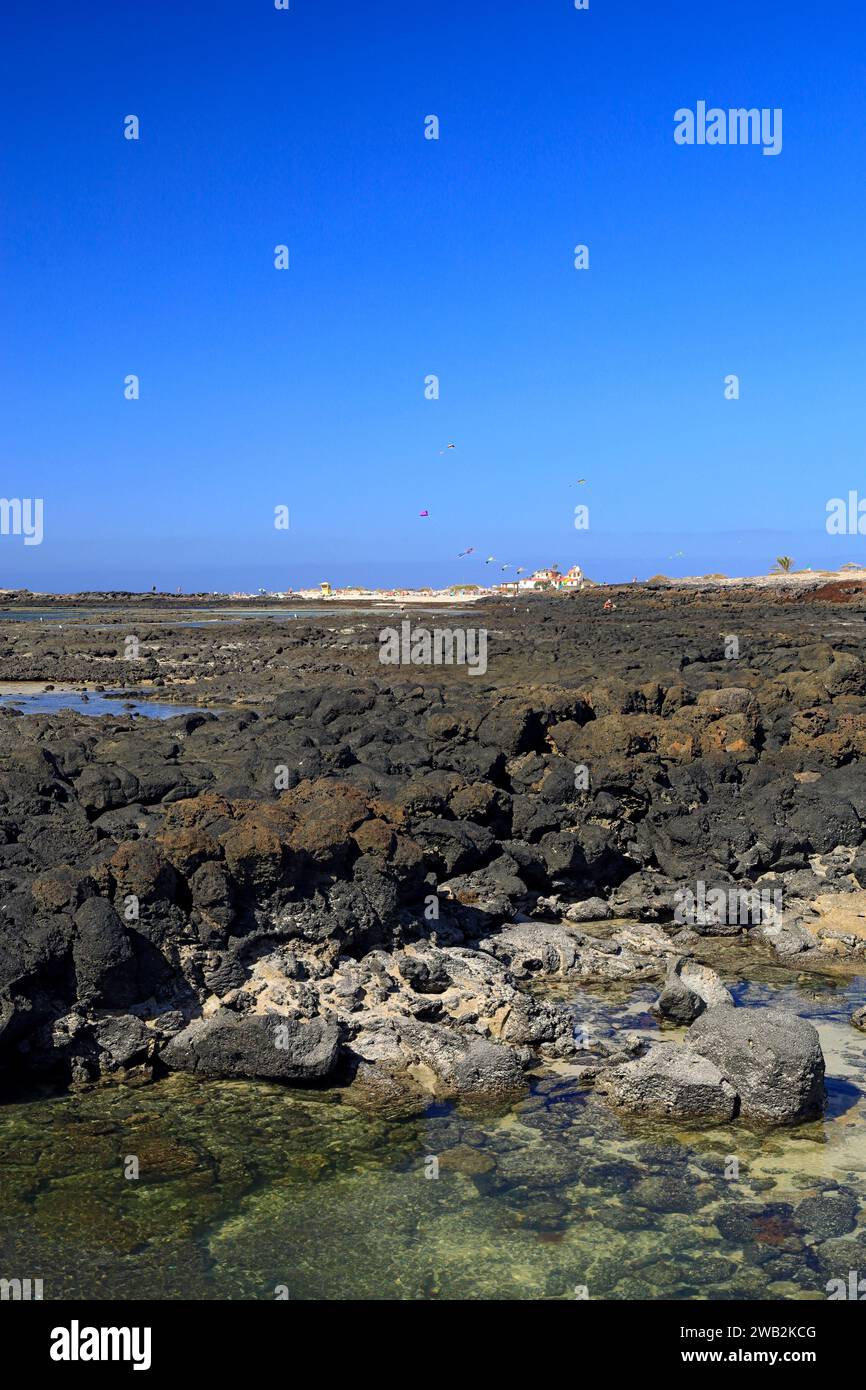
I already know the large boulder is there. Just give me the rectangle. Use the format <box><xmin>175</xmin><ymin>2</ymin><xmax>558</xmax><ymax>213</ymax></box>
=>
<box><xmin>595</xmin><ymin>1044</ymin><xmax>737</xmax><ymax>1122</ymax></box>
<box><xmin>72</xmin><ymin>898</ymin><xmax>138</xmax><ymax>1007</ymax></box>
<box><xmin>161</xmin><ymin>1010</ymin><xmax>339</xmax><ymax>1082</ymax></box>
<box><xmin>685</xmin><ymin>1006</ymin><xmax>825</xmax><ymax>1124</ymax></box>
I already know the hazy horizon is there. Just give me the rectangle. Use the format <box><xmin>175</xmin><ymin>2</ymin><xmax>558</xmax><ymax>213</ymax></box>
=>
<box><xmin>2</xmin><ymin>530</ymin><xmax>863</xmax><ymax>596</ymax></box>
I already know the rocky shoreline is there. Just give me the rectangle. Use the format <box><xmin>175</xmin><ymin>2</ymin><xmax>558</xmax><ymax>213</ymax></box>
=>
<box><xmin>1</xmin><ymin>584</ymin><xmax>865</xmax><ymax>1126</ymax></box>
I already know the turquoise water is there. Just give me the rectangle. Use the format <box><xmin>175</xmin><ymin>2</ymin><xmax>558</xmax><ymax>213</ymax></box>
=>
<box><xmin>1</xmin><ymin>968</ymin><xmax>863</xmax><ymax>1301</ymax></box>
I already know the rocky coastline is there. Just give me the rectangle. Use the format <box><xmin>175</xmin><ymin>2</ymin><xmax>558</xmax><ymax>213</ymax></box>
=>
<box><xmin>1</xmin><ymin>583</ymin><xmax>865</xmax><ymax>1127</ymax></box>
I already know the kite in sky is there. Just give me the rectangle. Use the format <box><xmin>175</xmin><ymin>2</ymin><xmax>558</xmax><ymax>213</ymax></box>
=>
<box><xmin>439</xmin><ymin>444</ymin><xmax>457</xmax><ymax>454</ymax></box>
<box><xmin>419</xmin><ymin>509</ymin><xmax>429</xmax><ymax>517</ymax></box>
<box><xmin>457</xmin><ymin>546</ymin><xmax>475</xmax><ymax>557</ymax></box>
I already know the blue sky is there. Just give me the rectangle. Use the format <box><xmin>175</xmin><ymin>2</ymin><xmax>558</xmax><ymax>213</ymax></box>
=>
<box><xmin>3</xmin><ymin>0</ymin><xmax>866</xmax><ymax>591</ymax></box>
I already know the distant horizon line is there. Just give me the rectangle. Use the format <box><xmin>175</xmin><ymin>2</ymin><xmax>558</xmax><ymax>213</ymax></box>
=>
<box><xmin>1</xmin><ymin>563</ymin><xmax>865</xmax><ymax>602</ymax></box>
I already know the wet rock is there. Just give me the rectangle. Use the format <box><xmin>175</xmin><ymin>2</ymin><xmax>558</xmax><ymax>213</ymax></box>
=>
<box><xmin>757</xmin><ymin>918</ymin><xmax>816</xmax><ymax>958</ymax></box>
<box><xmin>438</xmin><ymin>1145</ymin><xmax>496</xmax><ymax>1177</ymax></box>
<box><xmin>627</xmin><ymin>1175</ymin><xmax>701</xmax><ymax>1214</ymax></box>
<box><xmin>715</xmin><ymin>1202</ymin><xmax>800</xmax><ymax>1251</ymax></box>
<box><xmin>652</xmin><ymin>956</ymin><xmax>733</xmax><ymax>1024</ymax></box>
<box><xmin>813</xmin><ymin>1234</ymin><xmax>866</xmax><ymax>1286</ymax></box>
<box><xmin>506</xmin><ymin>1192</ymin><xmax>569</xmax><ymax>1232</ymax></box>
<box><xmin>344</xmin><ymin>1006</ymin><xmax>529</xmax><ymax>1105</ymax></box>
<box><xmin>795</xmin><ymin>1190</ymin><xmax>859</xmax><ymax>1240</ymax></box>
<box><xmin>584</xmin><ymin>1159</ymin><xmax>644</xmax><ymax>1188</ymax></box>
<box><xmin>594</xmin><ymin>1044</ymin><xmax>737</xmax><ymax>1122</ymax></box>
<box><xmin>686</xmin><ymin>1006</ymin><xmax>825</xmax><ymax>1124</ymax></box>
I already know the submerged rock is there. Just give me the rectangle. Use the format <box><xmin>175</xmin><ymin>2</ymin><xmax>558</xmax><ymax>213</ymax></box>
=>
<box><xmin>795</xmin><ymin>1190</ymin><xmax>859</xmax><ymax>1240</ymax></box>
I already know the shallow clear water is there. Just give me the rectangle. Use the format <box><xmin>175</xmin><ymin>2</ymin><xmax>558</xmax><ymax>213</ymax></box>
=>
<box><xmin>1</xmin><ymin>968</ymin><xmax>863</xmax><ymax>1301</ymax></box>
<box><xmin>0</xmin><ymin>692</ymin><xmax>205</xmax><ymax>719</ymax></box>
<box><xmin>0</xmin><ymin>606</ymin><xmax>473</xmax><ymax>628</ymax></box>
<box><xmin>0</xmin><ymin>610</ymin><xmax>92</xmax><ymax>622</ymax></box>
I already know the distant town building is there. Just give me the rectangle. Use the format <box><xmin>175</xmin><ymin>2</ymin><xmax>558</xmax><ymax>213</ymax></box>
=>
<box><xmin>517</xmin><ymin>565</ymin><xmax>583</xmax><ymax>592</ymax></box>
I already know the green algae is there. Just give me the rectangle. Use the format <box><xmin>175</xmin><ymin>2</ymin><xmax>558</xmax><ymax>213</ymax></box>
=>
<box><xmin>1</xmin><ymin>970</ymin><xmax>865</xmax><ymax>1301</ymax></box>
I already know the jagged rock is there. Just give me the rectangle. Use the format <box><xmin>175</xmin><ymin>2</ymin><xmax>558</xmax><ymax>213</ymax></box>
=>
<box><xmin>160</xmin><ymin>1010</ymin><xmax>340</xmax><ymax>1081</ymax></box>
<box><xmin>652</xmin><ymin>957</ymin><xmax>733</xmax><ymax>1024</ymax></box>
<box><xmin>92</xmin><ymin>1013</ymin><xmax>150</xmax><ymax>1069</ymax></box>
<box><xmin>479</xmin><ymin>922</ymin><xmax>583</xmax><ymax>978</ymax></box>
<box><xmin>564</xmin><ymin>896</ymin><xmax>611</xmax><ymax>922</ymax></box>
<box><xmin>347</xmin><ymin>1016</ymin><xmax>527</xmax><ymax>1104</ymax></box>
<box><xmin>72</xmin><ymin>897</ymin><xmax>138</xmax><ymax>1006</ymax></box>
<box><xmin>696</xmin><ymin>688</ymin><xmax>756</xmax><ymax>716</ymax></box>
<box><xmin>2</xmin><ymin>585</ymin><xmax>866</xmax><ymax>1114</ymax></box>
<box><xmin>756</xmin><ymin>917</ymin><xmax>816</xmax><ymax>958</ymax></box>
<box><xmin>595</xmin><ymin>1044</ymin><xmax>737</xmax><ymax>1122</ymax></box>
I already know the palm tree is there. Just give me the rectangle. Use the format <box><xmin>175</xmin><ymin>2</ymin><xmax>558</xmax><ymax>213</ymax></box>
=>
<box><xmin>774</xmin><ymin>556</ymin><xmax>794</xmax><ymax>573</ymax></box>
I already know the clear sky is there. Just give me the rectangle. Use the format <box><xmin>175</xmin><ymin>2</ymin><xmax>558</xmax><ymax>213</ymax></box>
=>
<box><xmin>3</xmin><ymin>0</ymin><xmax>866</xmax><ymax>592</ymax></box>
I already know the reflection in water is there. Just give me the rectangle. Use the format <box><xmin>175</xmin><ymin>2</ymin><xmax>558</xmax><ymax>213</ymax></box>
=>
<box><xmin>0</xmin><ymin>972</ymin><xmax>864</xmax><ymax>1301</ymax></box>
<box><xmin>0</xmin><ymin>692</ymin><xmax>205</xmax><ymax>719</ymax></box>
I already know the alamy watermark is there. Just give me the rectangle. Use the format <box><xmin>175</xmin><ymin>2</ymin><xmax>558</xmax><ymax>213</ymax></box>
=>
<box><xmin>826</xmin><ymin>492</ymin><xmax>866</xmax><ymax>534</ymax></box>
<box><xmin>674</xmin><ymin>103</ymin><xmax>782</xmax><ymax>157</ymax></box>
<box><xmin>50</xmin><ymin>1322</ymin><xmax>151</xmax><ymax>1371</ymax></box>
<box><xmin>827</xmin><ymin>1270</ymin><xmax>866</xmax><ymax>1300</ymax></box>
<box><xmin>674</xmin><ymin>881</ymin><xmax>782</xmax><ymax>928</ymax></box>
<box><xmin>378</xmin><ymin>620</ymin><xmax>487</xmax><ymax>676</ymax></box>
<box><xmin>0</xmin><ymin>498</ymin><xmax>43</xmax><ymax>545</ymax></box>
<box><xmin>0</xmin><ymin>1276</ymin><xmax>42</xmax><ymax>1300</ymax></box>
